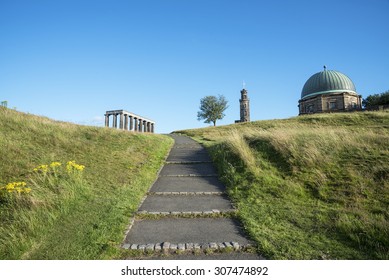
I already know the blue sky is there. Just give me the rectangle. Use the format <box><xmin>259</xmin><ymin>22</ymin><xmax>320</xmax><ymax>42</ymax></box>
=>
<box><xmin>1</xmin><ymin>0</ymin><xmax>388</xmax><ymax>133</ymax></box>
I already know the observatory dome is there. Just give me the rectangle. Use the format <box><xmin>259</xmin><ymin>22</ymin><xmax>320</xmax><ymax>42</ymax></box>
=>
<box><xmin>301</xmin><ymin>68</ymin><xmax>356</xmax><ymax>100</ymax></box>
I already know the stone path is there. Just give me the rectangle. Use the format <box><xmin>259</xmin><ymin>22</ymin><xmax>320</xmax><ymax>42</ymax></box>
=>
<box><xmin>122</xmin><ymin>134</ymin><xmax>263</xmax><ymax>259</ymax></box>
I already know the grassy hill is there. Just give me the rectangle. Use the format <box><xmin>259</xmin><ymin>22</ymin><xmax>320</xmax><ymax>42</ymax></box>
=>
<box><xmin>0</xmin><ymin>107</ymin><xmax>173</xmax><ymax>259</ymax></box>
<box><xmin>2</xmin><ymin>107</ymin><xmax>388</xmax><ymax>260</ymax></box>
<box><xmin>176</xmin><ymin>111</ymin><xmax>389</xmax><ymax>259</ymax></box>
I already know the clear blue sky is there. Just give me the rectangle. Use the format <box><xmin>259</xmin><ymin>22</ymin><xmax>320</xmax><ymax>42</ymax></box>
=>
<box><xmin>1</xmin><ymin>0</ymin><xmax>388</xmax><ymax>133</ymax></box>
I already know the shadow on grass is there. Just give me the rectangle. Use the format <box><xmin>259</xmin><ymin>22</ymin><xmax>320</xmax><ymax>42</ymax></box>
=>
<box><xmin>247</xmin><ymin>138</ymin><xmax>292</xmax><ymax>175</ymax></box>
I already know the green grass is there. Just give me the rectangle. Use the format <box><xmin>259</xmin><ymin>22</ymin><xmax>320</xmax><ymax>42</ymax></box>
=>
<box><xmin>176</xmin><ymin>111</ymin><xmax>389</xmax><ymax>259</ymax></box>
<box><xmin>0</xmin><ymin>107</ymin><xmax>173</xmax><ymax>259</ymax></box>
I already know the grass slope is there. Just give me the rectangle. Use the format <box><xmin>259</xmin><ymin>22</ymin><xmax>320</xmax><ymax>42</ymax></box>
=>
<box><xmin>0</xmin><ymin>107</ymin><xmax>173</xmax><ymax>259</ymax></box>
<box><xmin>176</xmin><ymin>111</ymin><xmax>389</xmax><ymax>259</ymax></box>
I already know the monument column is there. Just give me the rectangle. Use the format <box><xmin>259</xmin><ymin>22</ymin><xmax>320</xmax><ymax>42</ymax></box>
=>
<box><xmin>134</xmin><ymin>118</ymin><xmax>138</xmax><ymax>131</ymax></box>
<box><xmin>151</xmin><ymin>123</ymin><xmax>155</xmax><ymax>133</ymax></box>
<box><xmin>124</xmin><ymin>114</ymin><xmax>128</xmax><ymax>130</ymax></box>
<box><xmin>119</xmin><ymin>113</ymin><xmax>124</xmax><ymax>129</ymax></box>
<box><xmin>139</xmin><ymin>119</ymin><xmax>143</xmax><ymax>132</ymax></box>
<box><xmin>105</xmin><ymin>114</ymin><xmax>109</xmax><ymax>127</ymax></box>
<box><xmin>129</xmin><ymin>116</ymin><xmax>134</xmax><ymax>131</ymax></box>
<box><xmin>113</xmin><ymin>114</ymin><xmax>117</xmax><ymax>128</ymax></box>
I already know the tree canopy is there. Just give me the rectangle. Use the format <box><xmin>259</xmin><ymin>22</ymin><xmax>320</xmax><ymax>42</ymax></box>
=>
<box><xmin>363</xmin><ymin>90</ymin><xmax>389</xmax><ymax>109</ymax></box>
<box><xmin>197</xmin><ymin>95</ymin><xmax>228</xmax><ymax>126</ymax></box>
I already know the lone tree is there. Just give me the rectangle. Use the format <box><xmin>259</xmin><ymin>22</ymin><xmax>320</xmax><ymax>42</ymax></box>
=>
<box><xmin>197</xmin><ymin>95</ymin><xmax>228</xmax><ymax>126</ymax></box>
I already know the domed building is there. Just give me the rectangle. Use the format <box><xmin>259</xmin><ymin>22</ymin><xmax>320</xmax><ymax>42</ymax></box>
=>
<box><xmin>298</xmin><ymin>67</ymin><xmax>362</xmax><ymax>115</ymax></box>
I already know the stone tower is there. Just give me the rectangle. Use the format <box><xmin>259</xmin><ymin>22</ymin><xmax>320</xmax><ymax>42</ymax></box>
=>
<box><xmin>239</xmin><ymin>88</ymin><xmax>250</xmax><ymax>122</ymax></box>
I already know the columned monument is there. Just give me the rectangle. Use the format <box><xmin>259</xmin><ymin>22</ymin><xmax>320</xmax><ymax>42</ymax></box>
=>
<box><xmin>104</xmin><ymin>110</ymin><xmax>155</xmax><ymax>133</ymax></box>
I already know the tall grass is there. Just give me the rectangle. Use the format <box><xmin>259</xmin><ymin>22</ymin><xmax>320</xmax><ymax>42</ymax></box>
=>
<box><xmin>0</xmin><ymin>107</ymin><xmax>173</xmax><ymax>259</ymax></box>
<box><xmin>177</xmin><ymin>111</ymin><xmax>389</xmax><ymax>259</ymax></box>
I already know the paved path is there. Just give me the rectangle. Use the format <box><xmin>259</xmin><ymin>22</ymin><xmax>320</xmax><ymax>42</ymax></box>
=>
<box><xmin>123</xmin><ymin>134</ymin><xmax>263</xmax><ymax>259</ymax></box>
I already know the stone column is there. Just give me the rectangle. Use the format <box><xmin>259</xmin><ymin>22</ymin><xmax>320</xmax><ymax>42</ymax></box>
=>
<box><xmin>113</xmin><ymin>114</ymin><xmax>117</xmax><ymax>128</ymax></box>
<box><xmin>134</xmin><ymin>118</ymin><xmax>138</xmax><ymax>131</ymax></box>
<box><xmin>139</xmin><ymin>119</ymin><xmax>143</xmax><ymax>132</ymax></box>
<box><xmin>105</xmin><ymin>114</ymin><xmax>109</xmax><ymax>127</ymax></box>
<box><xmin>124</xmin><ymin>114</ymin><xmax>128</xmax><ymax>130</ymax></box>
<box><xmin>119</xmin><ymin>113</ymin><xmax>124</xmax><ymax>129</ymax></box>
<box><xmin>151</xmin><ymin>123</ymin><xmax>155</xmax><ymax>133</ymax></box>
<box><xmin>129</xmin><ymin>116</ymin><xmax>134</xmax><ymax>131</ymax></box>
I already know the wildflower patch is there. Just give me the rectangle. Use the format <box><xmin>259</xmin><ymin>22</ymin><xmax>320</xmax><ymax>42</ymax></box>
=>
<box><xmin>0</xmin><ymin>181</ymin><xmax>31</xmax><ymax>194</ymax></box>
<box><xmin>1</xmin><ymin>161</ymin><xmax>86</xmax><ymax>204</ymax></box>
<box><xmin>33</xmin><ymin>164</ymin><xmax>49</xmax><ymax>173</ymax></box>
<box><xmin>66</xmin><ymin>161</ymin><xmax>85</xmax><ymax>173</ymax></box>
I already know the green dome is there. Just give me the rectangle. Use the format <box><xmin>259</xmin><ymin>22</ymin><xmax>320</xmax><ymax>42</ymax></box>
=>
<box><xmin>301</xmin><ymin>69</ymin><xmax>357</xmax><ymax>99</ymax></box>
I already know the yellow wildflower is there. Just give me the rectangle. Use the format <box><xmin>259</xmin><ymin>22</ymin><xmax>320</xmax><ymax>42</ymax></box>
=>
<box><xmin>1</xmin><ymin>181</ymin><xmax>30</xmax><ymax>194</ymax></box>
<box><xmin>5</xmin><ymin>183</ymin><xmax>15</xmax><ymax>191</ymax></box>
<box><xmin>75</xmin><ymin>164</ymin><xmax>85</xmax><ymax>171</ymax></box>
<box><xmin>50</xmin><ymin>162</ymin><xmax>62</xmax><ymax>168</ymax></box>
<box><xmin>66</xmin><ymin>161</ymin><xmax>85</xmax><ymax>172</ymax></box>
<box><xmin>33</xmin><ymin>164</ymin><xmax>49</xmax><ymax>173</ymax></box>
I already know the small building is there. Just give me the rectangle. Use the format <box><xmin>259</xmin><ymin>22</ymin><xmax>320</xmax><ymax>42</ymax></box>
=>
<box><xmin>298</xmin><ymin>67</ymin><xmax>362</xmax><ymax>115</ymax></box>
<box><xmin>235</xmin><ymin>87</ymin><xmax>250</xmax><ymax>123</ymax></box>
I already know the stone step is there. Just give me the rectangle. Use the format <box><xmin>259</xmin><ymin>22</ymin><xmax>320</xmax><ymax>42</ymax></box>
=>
<box><xmin>167</xmin><ymin>160</ymin><xmax>212</xmax><ymax>164</ymax></box>
<box><xmin>170</xmin><ymin>145</ymin><xmax>204</xmax><ymax>149</ymax></box>
<box><xmin>124</xmin><ymin>218</ymin><xmax>252</xmax><ymax>246</ymax></box>
<box><xmin>150</xmin><ymin>176</ymin><xmax>226</xmax><ymax>193</ymax></box>
<box><xmin>167</xmin><ymin>149</ymin><xmax>211</xmax><ymax>162</ymax></box>
<box><xmin>133</xmin><ymin>252</ymin><xmax>264</xmax><ymax>260</ymax></box>
<box><xmin>137</xmin><ymin>209</ymin><xmax>236</xmax><ymax>216</ymax></box>
<box><xmin>159</xmin><ymin>162</ymin><xmax>218</xmax><ymax>177</ymax></box>
<box><xmin>148</xmin><ymin>191</ymin><xmax>224</xmax><ymax>195</ymax></box>
<box><xmin>169</xmin><ymin>145</ymin><xmax>205</xmax><ymax>149</ymax></box>
<box><xmin>139</xmin><ymin>195</ymin><xmax>234</xmax><ymax>212</ymax></box>
<box><xmin>168</xmin><ymin>134</ymin><xmax>202</xmax><ymax>145</ymax></box>
<box><xmin>122</xmin><ymin>134</ymin><xmax>259</xmax><ymax>260</ymax></box>
<box><xmin>123</xmin><ymin>241</ymin><xmax>254</xmax><ymax>253</ymax></box>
